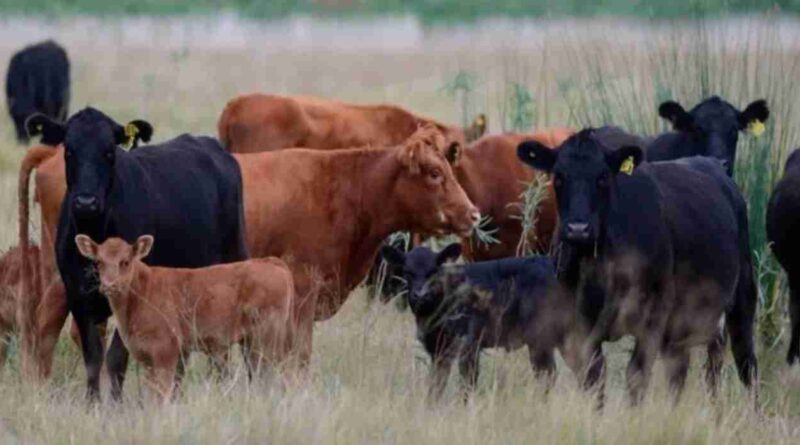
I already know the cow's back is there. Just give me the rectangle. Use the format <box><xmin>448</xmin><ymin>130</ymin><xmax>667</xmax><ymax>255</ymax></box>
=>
<box><xmin>113</xmin><ymin>134</ymin><xmax>246</xmax><ymax>268</ymax></box>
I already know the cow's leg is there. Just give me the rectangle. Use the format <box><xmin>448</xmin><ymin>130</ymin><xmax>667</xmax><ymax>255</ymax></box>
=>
<box><xmin>663</xmin><ymin>346</ymin><xmax>690</xmax><ymax>403</ymax></box>
<box><xmin>788</xmin><ymin>279</ymin><xmax>800</xmax><ymax>365</ymax></box>
<box><xmin>209</xmin><ymin>351</ymin><xmax>230</xmax><ymax>380</ymax></box>
<box><xmin>726</xmin><ymin>306</ymin><xmax>758</xmax><ymax>395</ymax></box>
<box><xmin>705</xmin><ymin>329</ymin><xmax>726</xmax><ymax>398</ymax></box>
<box><xmin>584</xmin><ymin>344</ymin><xmax>607</xmax><ymax>409</ymax></box>
<box><xmin>528</xmin><ymin>347</ymin><xmax>556</xmax><ymax>392</ymax></box>
<box><xmin>146</xmin><ymin>361</ymin><xmax>178</xmax><ymax>404</ymax></box>
<box><xmin>25</xmin><ymin>281</ymin><xmax>68</xmax><ymax>380</ymax></box>
<box><xmin>73</xmin><ymin>310</ymin><xmax>106</xmax><ymax>402</ymax></box>
<box><xmin>625</xmin><ymin>339</ymin><xmax>656</xmax><ymax>405</ymax></box>
<box><xmin>458</xmin><ymin>349</ymin><xmax>480</xmax><ymax>399</ymax></box>
<box><xmin>106</xmin><ymin>329</ymin><xmax>130</xmax><ymax>402</ymax></box>
<box><xmin>428</xmin><ymin>354</ymin><xmax>453</xmax><ymax>402</ymax></box>
<box><xmin>173</xmin><ymin>349</ymin><xmax>191</xmax><ymax>400</ymax></box>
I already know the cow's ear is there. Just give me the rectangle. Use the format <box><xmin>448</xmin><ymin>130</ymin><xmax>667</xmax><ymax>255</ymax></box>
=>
<box><xmin>133</xmin><ymin>235</ymin><xmax>154</xmax><ymax>260</ymax></box>
<box><xmin>74</xmin><ymin>235</ymin><xmax>98</xmax><ymax>260</ymax></box>
<box><xmin>25</xmin><ymin>113</ymin><xmax>65</xmax><ymax>146</ymax></box>
<box><xmin>658</xmin><ymin>101</ymin><xmax>694</xmax><ymax>132</ymax></box>
<box><xmin>738</xmin><ymin>99</ymin><xmax>769</xmax><ymax>133</ymax></box>
<box><xmin>465</xmin><ymin>113</ymin><xmax>487</xmax><ymax>143</ymax></box>
<box><xmin>115</xmin><ymin>120</ymin><xmax>154</xmax><ymax>149</ymax></box>
<box><xmin>436</xmin><ymin>243</ymin><xmax>462</xmax><ymax>266</ymax></box>
<box><xmin>517</xmin><ymin>141</ymin><xmax>557</xmax><ymax>172</ymax></box>
<box><xmin>445</xmin><ymin>142</ymin><xmax>462</xmax><ymax>165</ymax></box>
<box><xmin>606</xmin><ymin>145</ymin><xmax>644</xmax><ymax>176</ymax></box>
<box><xmin>380</xmin><ymin>245</ymin><xmax>406</xmax><ymax>267</ymax></box>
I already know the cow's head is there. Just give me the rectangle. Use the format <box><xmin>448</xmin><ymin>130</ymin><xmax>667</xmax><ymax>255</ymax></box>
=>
<box><xmin>74</xmin><ymin>235</ymin><xmax>153</xmax><ymax>294</ymax></box>
<box><xmin>658</xmin><ymin>96</ymin><xmax>768</xmax><ymax>175</ymax></box>
<box><xmin>26</xmin><ymin>108</ymin><xmax>153</xmax><ymax>220</ymax></box>
<box><xmin>380</xmin><ymin>243</ymin><xmax>462</xmax><ymax>315</ymax></box>
<box><xmin>394</xmin><ymin>125</ymin><xmax>480</xmax><ymax>237</ymax></box>
<box><xmin>517</xmin><ymin>129</ymin><xmax>643</xmax><ymax>246</ymax></box>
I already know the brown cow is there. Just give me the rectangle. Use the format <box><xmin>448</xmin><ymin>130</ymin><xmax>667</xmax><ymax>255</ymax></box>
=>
<box><xmin>456</xmin><ymin>129</ymin><xmax>575</xmax><ymax>261</ymax></box>
<box><xmin>217</xmin><ymin>93</ymin><xmax>486</xmax><ymax>153</ymax></box>
<box><xmin>75</xmin><ymin>235</ymin><xmax>295</xmax><ymax>402</ymax></box>
<box><xmin>23</xmin><ymin>125</ymin><xmax>477</xmax><ymax>374</ymax></box>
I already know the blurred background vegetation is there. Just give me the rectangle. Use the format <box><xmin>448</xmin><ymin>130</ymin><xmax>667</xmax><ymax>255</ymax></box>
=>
<box><xmin>0</xmin><ymin>0</ymin><xmax>797</xmax><ymax>21</ymax></box>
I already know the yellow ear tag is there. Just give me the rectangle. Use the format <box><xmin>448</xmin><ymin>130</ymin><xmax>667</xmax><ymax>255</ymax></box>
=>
<box><xmin>619</xmin><ymin>156</ymin><xmax>635</xmax><ymax>175</ymax></box>
<box><xmin>124</xmin><ymin>123</ymin><xmax>139</xmax><ymax>148</ymax></box>
<box><xmin>747</xmin><ymin>120</ymin><xmax>765</xmax><ymax>137</ymax></box>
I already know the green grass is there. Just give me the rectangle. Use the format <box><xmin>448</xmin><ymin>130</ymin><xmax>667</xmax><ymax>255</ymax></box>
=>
<box><xmin>1</xmin><ymin>13</ymin><xmax>800</xmax><ymax>445</ymax></box>
<box><xmin>1</xmin><ymin>0</ymin><xmax>800</xmax><ymax>21</ymax></box>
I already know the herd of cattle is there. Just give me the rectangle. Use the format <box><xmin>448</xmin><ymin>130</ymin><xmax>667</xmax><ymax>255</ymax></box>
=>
<box><xmin>1</xmin><ymin>39</ymin><xmax>798</xmax><ymax>405</ymax></box>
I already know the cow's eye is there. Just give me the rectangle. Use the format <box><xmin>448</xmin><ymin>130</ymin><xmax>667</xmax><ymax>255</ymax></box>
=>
<box><xmin>428</xmin><ymin>168</ymin><xmax>443</xmax><ymax>184</ymax></box>
<box><xmin>120</xmin><ymin>260</ymin><xmax>129</xmax><ymax>269</ymax></box>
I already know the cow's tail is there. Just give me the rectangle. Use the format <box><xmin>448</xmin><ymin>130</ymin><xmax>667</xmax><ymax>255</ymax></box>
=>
<box><xmin>17</xmin><ymin>145</ymin><xmax>57</xmax><ymax>363</ymax></box>
<box><xmin>727</xmin><ymin>192</ymin><xmax>759</xmax><ymax>390</ymax></box>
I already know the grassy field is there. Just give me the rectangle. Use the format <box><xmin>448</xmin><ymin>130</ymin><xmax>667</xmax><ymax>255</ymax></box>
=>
<box><xmin>1</xmin><ymin>13</ymin><xmax>800</xmax><ymax>444</ymax></box>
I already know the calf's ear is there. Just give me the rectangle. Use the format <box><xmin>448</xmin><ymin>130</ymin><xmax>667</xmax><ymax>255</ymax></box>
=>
<box><xmin>436</xmin><ymin>243</ymin><xmax>462</xmax><ymax>265</ymax></box>
<box><xmin>133</xmin><ymin>235</ymin><xmax>154</xmax><ymax>260</ymax></box>
<box><xmin>606</xmin><ymin>145</ymin><xmax>644</xmax><ymax>176</ymax></box>
<box><xmin>74</xmin><ymin>235</ymin><xmax>98</xmax><ymax>260</ymax></box>
<box><xmin>658</xmin><ymin>101</ymin><xmax>694</xmax><ymax>132</ymax></box>
<box><xmin>380</xmin><ymin>245</ymin><xmax>406</xmax><ymax>267</ymax></box>
<box><xmin>517</xmin><ymin>141</ymin><xmax>558</xmax><ymax>172</ymax></box>
<box><xmin>25</xmin><ymin>113</ymin><xmax>66</xmax><ymax>146</ymax></box>
<box><xmin>738</xmin><ymin>99</ymin><xmax>769</xmax><ymax>132</ymax></box>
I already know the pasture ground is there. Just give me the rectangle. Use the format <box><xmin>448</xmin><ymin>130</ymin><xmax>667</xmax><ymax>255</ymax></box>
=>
<box><xmin>0</xmin><ymin>14</ymin><xmax>799</xmax><ymax>444</ymax></box>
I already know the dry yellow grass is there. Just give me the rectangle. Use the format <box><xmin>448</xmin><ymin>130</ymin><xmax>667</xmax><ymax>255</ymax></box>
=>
<box><xmin>0</xmin><ymin>14</ymin><xmax>799</xmax><ymax>444</ymax></box>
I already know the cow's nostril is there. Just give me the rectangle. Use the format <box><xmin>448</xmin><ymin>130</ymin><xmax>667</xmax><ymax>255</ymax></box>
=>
<box><xmin>567</xmin><ymin>222</ymin><xmax>589</xmax><ymax>232</ymax></box>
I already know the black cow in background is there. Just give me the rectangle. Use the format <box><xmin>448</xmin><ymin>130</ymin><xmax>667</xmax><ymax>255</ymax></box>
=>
<box><xmin>517</xmin><ymin>128</ymin><xmax>758</xmax><ymax>404</ymax></box>
<box><xmin>381</xmin><ymin>244</ymin><xmax>571</xmax><ymax>400</ymax></box>
<box><xmin>647</xmin><ymin>96</ymin><xmax>769</xmax><ymax>175</ymax></box>
<box><xmin>767</xmin><ymin>148</ymin><xmax>800</xmax><ymax>365</ymax></box>
<box><xmin>26</xmin><ymin>108</ymin><xmax>249</xmax><ymax>402</ymax></box>
<box><xmin>5</xmin><ymin>40</ymin><xmax>70</xmax><ymax>143</ymax></box>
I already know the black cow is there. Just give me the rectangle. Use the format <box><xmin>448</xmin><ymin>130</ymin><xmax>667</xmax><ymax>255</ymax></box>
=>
<box><xmin>380</xmin><ymin>243</ymin><xmax>570</xmax><ymax>400</ymax></box>
<box><xmin>517</xmin><ymin>128</ymin><xmax>758</xmax><ymax>403</ymax></box>
<box><xmin>647</xmin><ymin>96</ymin><xmax>769</xmax><ymax>175</ymax></box>
<box><xmin>5</xmin><ymin>40</ymin><xmax>70</xmax><ymax>144</ymax></box>
<box><xmin>766</xmin><ymin>148</ymin><xmax>800</xmax><ymax>365</ymax></box>
<box><xmin>26</xmin><ymin>108</ymin><xmax>248</xmax><ymax>401</ymax></box>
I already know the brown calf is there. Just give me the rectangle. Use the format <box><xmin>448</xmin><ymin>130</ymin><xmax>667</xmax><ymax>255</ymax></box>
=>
<box><xmin>217</xmin><ymin>93</ymin><xmax>486</xmax><ymax>153</ymax></box>
<box><xmin>0</xmin><ymin>244</ymin><xmax>41</xmax><ymax>366</ymax></box>
<box><xmin>75</xmin><ymin>235</ymin><xmax>295</xmax><ymax>402</ymax></box>
<box><xmin>456</xmin><ymin>129</ymin><xmax>574</xmax><ymax>261</ymax></box>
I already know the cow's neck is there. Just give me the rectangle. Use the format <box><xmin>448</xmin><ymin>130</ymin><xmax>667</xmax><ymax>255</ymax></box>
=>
<box><xmin>103</xmin><ymin>263</ymin><xmax>152</xmax><ymax>343</ymax></box>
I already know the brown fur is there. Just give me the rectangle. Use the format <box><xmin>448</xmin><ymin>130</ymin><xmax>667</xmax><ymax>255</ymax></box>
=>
<box><xmin>237</xmin><ymin>125</ymin><xmax>478</xmax><ymax>324</ymax></box>
<box><xmin>217</xmin><ymin>93</ymin><xmax>486</xmax><ymax>153</ymax></box>
<box><xmin>75</xmin><ymin>235</ymin><xmax>296</xmax><ymax>403</ymax></box>
<box><xmin>0</xmin><ymin>244</ymin><xmax>41</xmax><ymax>366</ymax></box>
<box><xmin>456</xmin><ymin>129</ymin><xmax>574</xmax><ymax>261</ymax></box>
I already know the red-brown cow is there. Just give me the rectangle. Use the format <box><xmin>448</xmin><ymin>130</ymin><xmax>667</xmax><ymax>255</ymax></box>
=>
<box><xmin>217</xmin><ymin>93</ymin><xmax>486</xmax><ymax>153</ymax></box>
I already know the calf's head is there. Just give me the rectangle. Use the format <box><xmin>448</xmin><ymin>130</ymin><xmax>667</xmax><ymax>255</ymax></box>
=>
<box><xmin>26</xmin><ymin>108</ymin><xmax>152</xmax><ymax>220</ymax></box>
<box><xmin>75</xmin><ymin>235</ymin><xmax>154</xmax><ymax>294</ymax></box>
<box><xmin>380</xmin><ymin>243</ymin><xmax>462</xmax><ymax>315</ymax></box>
<box><xmin>658</xmin><ymin>96</ymin><xmax>768</xmax><ymax>175</ymax></box>
<box><xmin>517</xmin><ymin>129</ymin><xmax>643</xmax><ymax>246</ymax></box>
<box><xmin>394</xmin><ymin>125</ymin><xmax>480</xmax><ymax>237</ymax></box>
